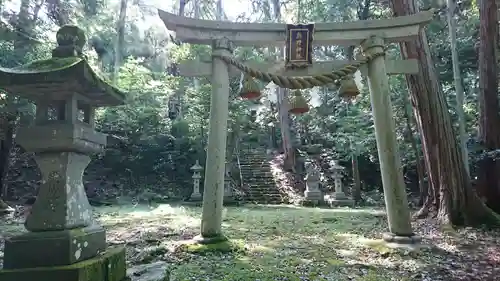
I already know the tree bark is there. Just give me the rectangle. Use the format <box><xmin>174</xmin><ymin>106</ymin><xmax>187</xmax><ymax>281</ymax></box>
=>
<box><xmin>270</xmin><ymin>0</ymin><xmax>295</xmax><ymax>171</ymax></box>
<box><xmin>475</xmin><ymin>0</ymin><xmax>500</xmax><ymax>214</ymax></box>
<box><xmin>352</xmin><ymin>154</ymin><xmax>362</xmax><ymax>203</ymax></box>
<box><xmin>402</xmin><ymin>90</ymin><xmax>426</xmax><ymax>206</ymax></box>
<box><xmin>111</xmin><ymin>0</ymin><xmax>129</xmax><ymax>83</ymax></box>
<box><xmin>389</xmin><ymin>0</ymin><xmax>500</xmax><ymax>225</ymax></box>
<box><xmin>447</xmin><ymin>0</ymin><xmax>470</xmax><ymax>177</ymax></box>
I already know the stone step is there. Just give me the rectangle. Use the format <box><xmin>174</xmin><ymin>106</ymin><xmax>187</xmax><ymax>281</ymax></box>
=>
<box><xmin>241</xmin><ymin>175</ymin><xmax>273</xmax><ymax>179</ymax></box>
<box><xmin>240</xmin><ymin>169</ymin><xmax>272</xmax><ymax>173</ymax></box>
<box><xmin>241</xmin><ymin>172</ymin><xmax>273</xmax><ymax>175</ymax></box>
<box><xmin>239</xmin><ymin>164</ymin><xmax>271</xmax><ymax>168</ymax></box>
<box><xmin>248</xmin><ymin>195</ymin><xmax>282</xmax><ymax>199</ymax></box>
<box><xmin>249</xmin><ymin>198</ymin><xmax>282</xmax><ymax>202</ymax></box>
<box><xmin>248</xmin><ymin>198</ymin><xmax>282</xmax><ymax>203</ymax></box>
<box><xmin>249</xmin><ymin>189</ymin><xmax>280</xmax><ymax>192</ymax></box>
<box><xmin>249</xmin><ymin>188</ymin><xmax>280</xmax><ymax>191</ymax></box>
<box><xmin>246</xmin><ymin>185</ymin><xmax>277</xmax><ymax>189</ymax></box>
<box><xmin>242</xmin><ymin>175</ymin><xmax>274</xmax><ymax>179</ymax></box>
<box><xmin>248</xmin><ymin>194</ymin><xmax>282</xmax><ymax>197</ymax></box>
<box><xmin>249</xmin><ymin>188</ymin><xmax>279</xmax><ymax>191</ymax></box>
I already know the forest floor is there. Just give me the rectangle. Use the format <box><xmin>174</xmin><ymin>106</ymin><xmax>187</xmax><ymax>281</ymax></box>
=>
<box><xmin>1</xmin><ymin>204</ymin><xmax>500</xmax><ymax>281</ymax></box>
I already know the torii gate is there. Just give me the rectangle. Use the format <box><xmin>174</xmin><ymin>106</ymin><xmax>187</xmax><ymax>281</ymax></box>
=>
<box><xmin>158</xmin><ymin>9</ymin><xmax>433</xmax><ymax>245</ymax></box>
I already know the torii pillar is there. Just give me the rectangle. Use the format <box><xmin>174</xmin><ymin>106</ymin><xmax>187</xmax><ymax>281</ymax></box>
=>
<box><xmin>362</xmin><ymin>36</ymin><xmax>420</xmax><ymax>244</ymax></box>
<box><xmin>195</xmin><ymin>38</ymin><xmax>234</xmax><ymax>242</ymax></box>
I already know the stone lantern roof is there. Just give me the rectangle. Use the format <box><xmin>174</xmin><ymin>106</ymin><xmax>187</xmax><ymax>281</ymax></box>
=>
<box><xmin>191</xmin><ymin>160</ymin><xmax>203</xmax><ymax>171</ymax></box>
<box><xmin>0</xmin><ymin>25</ymin><xmax>126</xmax><ymax>107</ymax></box>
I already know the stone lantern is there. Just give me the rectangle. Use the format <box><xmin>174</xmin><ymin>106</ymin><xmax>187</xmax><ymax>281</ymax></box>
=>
<box><xmin>327</xmin><ymin>160</ymin><xmax>354</xmax><ymax>207</ymax></box>
<box><xmin>304</xmin><ymin>162</ymin><xmax>322</xmax><ymax>205</ymax></box>
<box><xmin>190</xmin><ymin>160</ymin><xmax>203</xmax><ymax>201</ymax></box>
<box><xmin>0</xmin><ymin>25</ymin><xmax>128</xmax><ymax>281</ymax></box>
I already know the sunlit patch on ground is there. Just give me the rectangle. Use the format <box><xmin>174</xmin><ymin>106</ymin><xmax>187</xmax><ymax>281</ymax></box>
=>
<box><xmin>2</xmin><ymin>204</ymin><xmax>500</xmax><ymax>280</ymax></box>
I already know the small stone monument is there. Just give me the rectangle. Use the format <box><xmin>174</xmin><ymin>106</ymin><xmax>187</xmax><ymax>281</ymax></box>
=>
<box><xmin>0</xmin><ymin>25</ymin><xmax>128</xmax><ymax>281</ymax></box>
<box><xmin>326</xmin><ymin>161</ymin><xmax>354</xmax><ymax>207</ymax></box>
<box><xmin>303</xmin><ymin>162</ymin><xmax>322</xmax><ymax>205</ymax></box>
<box><xmin>190</xmin><ymin>160</ymin><xmax>203</xmax><ymax>201</ymax></box>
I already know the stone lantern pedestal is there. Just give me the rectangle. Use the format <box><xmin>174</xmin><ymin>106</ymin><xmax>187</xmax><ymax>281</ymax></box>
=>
<box><xmin>190</xmin><ymin>160</ymin><xmax>203</xmax><ymax>202</ymax></box>
<box><xmin>325</xmin><ymin>161</ymin><xmax>354</xmax><ymax>207</ymax></box>
<box><xmin>303</xmin><ymin>162</ymin><xmax>322</xmax><ymax>205</ymax></box>
<box><xmin>0</xmin><ymin>25</ymin><xmax>128</xmax><ymax>281</ymax></box>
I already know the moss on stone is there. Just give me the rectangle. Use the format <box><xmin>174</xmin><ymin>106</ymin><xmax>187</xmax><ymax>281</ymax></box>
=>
<box><xmin>9</xmin><ymin>57</ymin><xmax>82</xmax><ymax>73</ymax></box>
<box><xmin>0</xmin><ymin>246</ymin><xmax>127</xmax><ymax>281</ymax></box>
<box><xmin>0</xmin><ymin>55</ymin><xmax>127</xmax><ymax>104</ymax></box>
<box><xmin>63</xmin><ymin>246</ymin><xmax>126</xmax><ymax>281</ymax></box>
<box><xmin>106</xmin><ymin>247</ymin><xmax>127</xmax><ymax>281</ymax></box>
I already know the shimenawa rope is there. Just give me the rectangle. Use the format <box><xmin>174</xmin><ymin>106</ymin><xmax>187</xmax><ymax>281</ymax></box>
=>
<box><xmin>212</xmin><ymin>51</ymin><xmax>385</xmax><ymax>89</ymax></box>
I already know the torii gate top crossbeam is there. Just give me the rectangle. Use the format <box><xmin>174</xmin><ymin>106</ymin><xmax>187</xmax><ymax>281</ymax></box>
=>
<box><xmin>158</xmin><ymin>9</ymin><xmax>434</xmax><ymax>47</ymax></box>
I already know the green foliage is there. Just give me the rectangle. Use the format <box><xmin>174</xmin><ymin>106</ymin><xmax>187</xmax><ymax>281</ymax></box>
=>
<box><xmin>0</xmin><ymin>0</ymin><xmax>484</xmax><ymax>196</ymax></box>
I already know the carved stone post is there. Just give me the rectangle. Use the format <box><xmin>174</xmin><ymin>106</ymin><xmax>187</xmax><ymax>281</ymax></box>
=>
<box><xmin>190</xmin><ymin>160</ymin><xmax>203</xmax><ymax>201</ymax></box>
<box><xmin>198</xmin><ymin>37</ymin><xmax>233</xmax><ymax>242</ymax></box>
<box><xmin>303</xmin><ymin>162</ymin><xmax>322</xmax><ymax>205</ymax></box>
<box><xmin>361</xmin><ymin>36</ymin><xmax>420</xmax><ymax>244</ymax></box>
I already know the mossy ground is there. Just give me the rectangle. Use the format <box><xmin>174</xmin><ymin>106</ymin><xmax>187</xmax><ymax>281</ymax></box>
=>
<box><xmin>2</xmin><ymin>204</ymin><xmax>500</xmax><ymax>280</ymax></box>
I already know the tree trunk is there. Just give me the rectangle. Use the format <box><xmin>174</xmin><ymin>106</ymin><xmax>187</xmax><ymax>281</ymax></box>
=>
<box><xmin>402</xmin><ymin>90</ymin><xmax>426</xmax><ymax>206</ymax></box>
<box><xmin>111</xmin><ymin>0</ymin><xmax>129</xmax><ymax>83</ymax></box>
<box><xmin>352</xmin><ymin>154</ymin><xmax>362</xmax><ymax>203</ymax></box>
<box><xmin>390</xmin><ymin>0</ymin><xmax>500</xmax><ymax>226</ymax></box>
<box><xmin>475</xmin><ymin>0</ymin><xmax>500</xmax><ymax>214</ymax></box>
<box><xmin>270</xmin><ymin>0</ymin><xmax>295</xmax><ymax>171</ymax></box>
<box><xmin>447</xmin><ymin>0</ymin><xmax>470</xmax><ymax>177</ymax></box>
<box><xmin>348</xmin><ymin>0</ymin><xmax>370</xmax><ymax>205</ymax></box>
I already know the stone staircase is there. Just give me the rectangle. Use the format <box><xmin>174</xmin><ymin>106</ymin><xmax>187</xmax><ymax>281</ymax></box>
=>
<box><xmin>239</xmin><ymin>148</ymin><xmax>283</xmax><ymax>204</ymax></box>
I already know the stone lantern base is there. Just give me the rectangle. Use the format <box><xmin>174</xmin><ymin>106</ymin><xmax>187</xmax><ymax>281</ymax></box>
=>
<box><xmin>325</xmin><ymin>193</ymin><xmax>354</xmax><ymax>207</ymax></box>
<box><xmin>190</xmin><ymin>192</ymin><xmax>203</xmax><ymax>201</ymax></box>
<box><xmin>304</xmin><ymin>189</ymin><xmax>323</xmax><ymax>206</ymax></box>
<box><xmin>0</xmin><ymin>247</ymin><xmax>127</xmax><ymax>281</ymax></box>
<box><xmin>3</xmin><ymin>224</ymin><xmax>106</xmax><ymax>269</ymax></box>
